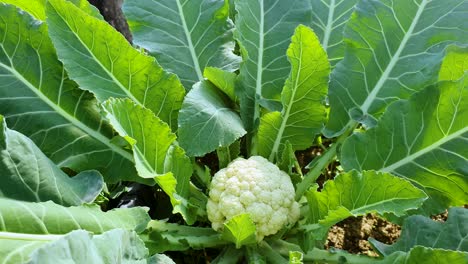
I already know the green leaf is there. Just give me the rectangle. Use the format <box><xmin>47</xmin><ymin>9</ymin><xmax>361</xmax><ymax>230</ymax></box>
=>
<box><xmin>0</xmin><ymin>0</ymin><xmax>102</xmax><ymax>20</ymax></box>
<box><xmin>324</xmin><ymin>0</ymin><xmax>468</xmax><ymax>137</ymax></box>
<box><xmin>381</xmin><ymin>247</ymin><xmax>468</xmax><ymax>264</ymax></box>
<box><xmin>235</xmin><ymin>0</ymin><xmax>312</xmax><ymax>131</ymax></box>
<box><xmin>341</xmin><ymin>77</ymin><xmax>468</xmax><ymax>214</ymax></box>
<box><xmin>204</xmin><ymin>67</ymin><xmax>238</xmax><ymax>103</ymax></box>
<box><xmin>0</xmin><ymin>4</ymin><xmax>137</xmax><ymax>183</ymax></box>
<box><xmin>45</xmin><ymin>0</ymin><xmax>184</xmax><ymax>130</ymax></box>
<box><xmin>0</xmin><ymin>198</ymin><xmax>150</xmax><ymax>234</ymax></box>
<box><xmin>257</xmin><ymin>25</ymin><xmax>329</xmax><ymax>161</ymax></box>
<box><xmin>143</xmin><ymin>220</ymin><xmax>228</xmax><ymax>253</ymax></box>
<box><xmin>222</xmin><ymin>214</ymin><xmax>257</xmax><ymax>249</ymax></box>
<box><xmin>102</xmin><ymin>98</ymin><xmax>195</xmax><ymax>223</ymax></box>
<box><xmin>178</xmin><ymin>81</ymin><xmax>246</xmax><ymax>157</ymax></box>
<box><xmin>309</xmin><ymin>0</ymin><xmax>359</xmax><ymax>67</ymax></box>
<box><xmin>370</xmin><ymin>207</ymin><xmax>468</xmax><ymax>256</ymax></box>
<box><xmin>123</xmin><ymin>0</ymin><xmax>240</xmax><ymax>90</ymax></box>
<box><xmin>0</xmin><ymin>116</ymin><xmax>103</xmax><ymax>206</ymax></box>
<box><xmin>439</xmin><ymin>45</ymin><xmax>468</xmax><ymax>81</ymax></box>
<box><xmin>305</xmin><ymin>171</ymin><xmax>427</xmax><ymax>239</ymax></box>
<box><xmin>0</xmin><ymin>229</ymin><xmax>149</xmax><ymax>264</ymax></box>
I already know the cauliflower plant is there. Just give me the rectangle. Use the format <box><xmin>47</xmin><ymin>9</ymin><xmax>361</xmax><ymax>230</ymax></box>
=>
<box><xmin>207</xmin><ymin>156</ymin><xmax>300</xmax><ymax>241</ymax></box>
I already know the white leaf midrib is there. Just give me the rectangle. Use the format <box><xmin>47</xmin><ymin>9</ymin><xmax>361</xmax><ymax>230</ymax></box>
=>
<box><xmin>321</xmin><ymin>0</ymin><xmax>336</xmax><ymax>50</ymax></box>
<box><xmin>360</xmin><ymin>0</ymin><xmax>428</xmax><ymax>114</ymax></box>
<box><xmin>175</xmin><ymin>0</ymin><xmax>203</xmax><ymax>81</ymax></box>
<box><xmin>0</xmin><ymin>62</ymin><xmax>133</xmax><ymax>162</ymax></box>
<box><xmin>381</xmin><ymin>126</ymin><xmax>468</xmax><ymax>173</ymax></box>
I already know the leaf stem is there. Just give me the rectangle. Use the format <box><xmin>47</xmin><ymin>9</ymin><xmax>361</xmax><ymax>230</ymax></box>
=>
<box><xmin>272</xmin><ymin>239</ymin><xmax>379</xmax><ymax>264</ymax></box>
<box><xmin>295</xmin><ymin>122</ymin><xmax>355</xmax><ymax>200</ymax></box>
<box><xmin>0</xmin><ymin>231</ymin><xmax>63</xmax><ymax>241</ymax></box>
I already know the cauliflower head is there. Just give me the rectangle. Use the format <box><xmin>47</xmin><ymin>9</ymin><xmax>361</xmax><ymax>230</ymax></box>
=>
<box><xmin>207</xmin><ymin>156</ymin><xmax>300</xmax><ymax>241</ymax></box>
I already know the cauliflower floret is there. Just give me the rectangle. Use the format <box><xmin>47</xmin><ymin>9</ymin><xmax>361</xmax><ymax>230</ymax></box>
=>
<box><xmin>207</xmin><ymin>156</ymin><xmax>300</xmax><ymax>241</ymax></box>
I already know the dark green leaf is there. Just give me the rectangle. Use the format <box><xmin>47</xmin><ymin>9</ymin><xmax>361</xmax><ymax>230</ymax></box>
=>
<box><xmin>123</xmin><ymin>0</ymin><xmax>240</xmax><ymax>89</ymax></box>
<box><xmin>178</xmin><ymin>81</ymin><xmax>246</xmax><ymax>157</ymax></box>
<box><xmin>0</xmin><ymin>116</ymin><xmax>103</xmax><ymax>205</ymax></box>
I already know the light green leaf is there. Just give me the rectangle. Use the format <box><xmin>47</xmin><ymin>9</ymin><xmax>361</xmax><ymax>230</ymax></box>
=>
<box><xmin>371</xmin><ymin>207</ymin><xmax>468</xmax><ymax>256</ymax></box>
<box><xmin>0</xmin><ymin>229</ymin><xmax>149</xmax><ymax>264</ymax></box>
<box><xmin>0</xmin><ymin>116</ymin><xmax>103</xmax><ymax>205</ymax></box>
<box><xmin>235</xmin><ymin>0</ymin><xmax>312</xmax><ymax>131</ymax></box>
<box><xmin>45</xmin><ymin>0</ymin><xmax>184</xmax><ymax>130</ymax></box>
<box><xmin>222</xmin><ymin>214</ymin><xmax>257</xmax><ymax>249</ymax></box>
<box><xmin>341</xmin><ymin>77</ymin><xmax>468</xmax><ymax>214</ymax></box>
<box><xmin>309</xmin><ymin>0</ymin><xmax>358</xmax><ymax>67</ymax></box>
<box><xmin>439</xmin><ymin>45</ymin><xmax>468</xmax><ymax>81</ymax></box>
<box><xmin>324</xmin><ymin>0</ymin><xmax>468</xmax><ymax>137</ymax></box>
<box><xmin>102</xmin><ymin>99</ymin><xmax>195</xmax><ymax>222</ymax></box>
<box><xmin>305</xmin><ymin>170</ymin><xmax>427</xmax><ymax>239</ymax></box>
<box><xmin>178</xmin><ymin>81</ymin><xmax>246</xmax><ymax>157</ymax></box>
<box><xmin>0</xmin><ymin>4</ymin><xmax>137</xmax><ymax>183</ymax></box>
<box><xmin>0</xmin><ymin>198</ymin><xmax>150</xmax><ymax>234</ymax></box>
<box><xmin>258</xmin><ymin>25</ymin><xmax>329</xmax><ymax>161</ymax></box>
<box><xmin>204</xmin><ymin>67</ymin><xmax>237</xmax><ymax>103</ymax></box>
<box><xmin>123</xmin><ymin>0</ymin><xmax>240</xmax><ymax>90</ymax></box>
<box><xmin>0</xmin><ymin>0</ymin><xmax>102</xmax><ymax>20</ymax></box>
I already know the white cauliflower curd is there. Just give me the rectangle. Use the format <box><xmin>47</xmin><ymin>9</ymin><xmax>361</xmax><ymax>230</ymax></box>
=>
<box><xmin>206</xmin><ymin>156</ymin><xmax>300</xmax><ymax>241</ymax></box>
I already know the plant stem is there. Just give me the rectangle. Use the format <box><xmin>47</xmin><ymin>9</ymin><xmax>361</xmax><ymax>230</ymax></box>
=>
<box><xmin>272</xmin><ymin>239</ymin><xmax>379</xmax><ymax>264</ymax></box>
<box><xmin>0</xmin><ymin>231</ymin><xmax>63</xmax><ymax>241</ymax></box>
<box><xmin>295</xmin><ymin>122</ymin><xmax>355</xmax><ymax>200</ymax></box>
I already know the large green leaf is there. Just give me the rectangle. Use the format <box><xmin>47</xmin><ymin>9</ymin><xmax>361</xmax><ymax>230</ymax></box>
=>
<box><xmin>309</xmin><ymin>0</ymin><xmax>358</xmax><ymax>67</ymax></box>
<box><xmin>0</xmin><ymin>229</ymin><xmax>150</xmax><ymax>264</ymax></box>
<box><xmin>370</xmin><ymin>207</ymin><xmax>468</xmax><ymax>256</ymax></box>
<box><xmin>178</xmin><ymin>81</ymin><xmax>246</xmax><ymax>157</ymax></box>
<box><xmin>341</xmin><ymin>77</ymin><xmax>468</xmax><ymax>214</ymax></box>
<box><xmin>45</xmin><ymin>0</ymin><xmax>184</xmax><ymax>130</ymax></box>
<box><xmin>235</xmin><ymin>0</ymin><xmax>312</xmax><ymax>131</ymax></box>
<box><xmin>381</xmin><ymin>247</ymin><xmax>468</xmax><ymax>264</ymax></box>
<box><xmin>123</xmin><ymin>0</ymin><xmax>240</xmax><ymax>90</ymax></box>
<box><xmin>324</xmin><ymin>0</ymin><xmax>468</xmax><ymax>137</ymax></box>
<box><xmin>0</xmin><ymin>198</ymin><xmax>150</xmax><ymax>234</ymax></box>
<box><xmin>257</xmin><ymin>25</ymin><xmax>329</xmax><ymax>161</ymax></box>
<box><xmin>0</xmin><ymin>115</ymin><xmax>103</xmax><ymax>206</ymax></box>
<box><xmin>305</xmin><ymin>170</ymin><xmax>426</xmax><ymax>239</ymax></box>
<box><xmin>102</xmin><ymin>99</ymin><xmax>195</xmax><ymax>223</ymax></box>
<box><xmin>0</xmin><ymin>3</ymin><xmax>137</xmax><ymax>183</ymax></box>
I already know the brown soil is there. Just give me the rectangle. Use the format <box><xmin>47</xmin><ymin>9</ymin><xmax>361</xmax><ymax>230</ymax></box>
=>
<box><xmin>325</xmin><ymin>214</ymin><xmax>401</xmax><ymax>257</ymax></box>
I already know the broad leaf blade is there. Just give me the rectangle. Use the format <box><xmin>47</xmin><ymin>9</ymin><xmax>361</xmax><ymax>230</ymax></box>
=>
<box><xmin>0</xmin><ymin>0</ymin><xmax>102</xmax><ymax>20</ymax></box>
<box><xmin>439</xmin><ymin>45</ymin><xmax>468</xmax><ymax>81</ymax></box>
<box><xmin>324</xmin><ymin>0</ymin><xmax>468</xmax><ymax>137</ymax></box>
<box><xmin>341</xmin><ymin>77</ymin><xmax>468</xmax><ymax>214</ymax></box>
<box><xmin>0</xmin><ymin>116</ymin><xmax>103</xmax><ymax>205</ymax></box>
<box><xmin>222</xmin><ymin>214</ymin><xmax>257</xmax><ymax>249</ymax></box>
<box><xmin>178</xmin><ymin>81</ymin><xmax>246</xmax><ymax>157</ymax></box>
<box><xmin>0</xmin><ymin>4</ymin><xmax>136</xmax><ymax>183</ymax></box>
<box><xmin>102</xmin><ymin>99</ymin><xmax>195</xmax><ymax>223</ymax></box>
<box><xmin>46</xmin><ymin>0</ymin><xmax>184</xmax><ymax>130</ymax></box>
<box><xmin>123</xmin><ymin>0</ymin><xmax>240</xmax><ymax>90</ymax></box>
<box><xmin>306</xmin><ymin>171</ymin><xmax>426</xmax><ymax>238</ymax></box>
<box><xmin>258</xmin><ymin>25</ymin><xmax>329</xmax><ymax>161</ymax></box>
<box><xmin>370</xmin><ymin>207</ymin><xmax>468</xmax><ymax>256</ymax></box>
<box><xmin>235</xmin><ymin>0</ymin><xmax>312</xmax><ymax>131</ymax></box>
<box><xmin>309</xmin><ymin>0</ymin><xmax>358</xmax><ymax>67</ymax></box>
<box><xmin>0</xmin><ymin>229</ymin><xmax>149</xmax><ymax>264</ymax></box>
<box><xmin>0</xmin><ymin>198</ymin><xmax>150</xmax><ymax>234</ymax></box>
